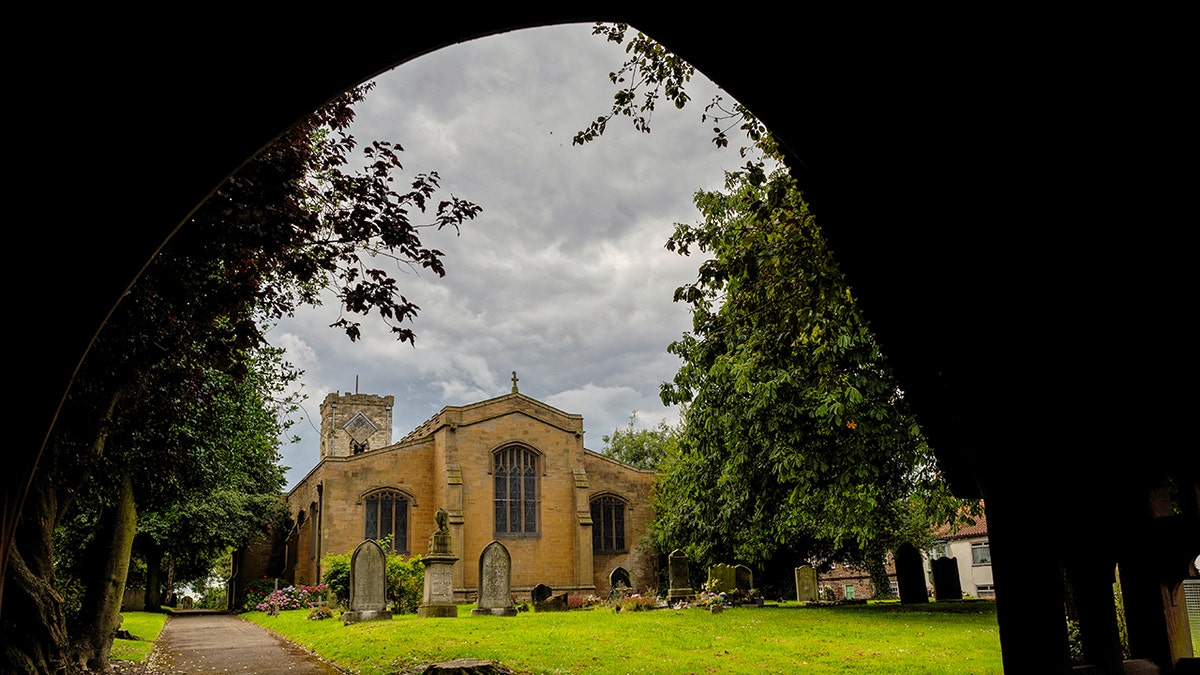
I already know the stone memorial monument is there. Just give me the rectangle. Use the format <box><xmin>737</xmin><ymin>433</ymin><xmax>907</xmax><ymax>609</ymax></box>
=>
<box><xmin>931</xmin><ymin>556</ymin><xmax>963</xmax><ymax>601</ymax></box>
<box><xmin>530</xmin><ymin>583</ymin><xmax>553</xmax><ymax>604</ymax></box>
<box><xmin>667</xmin><ymin>549</ymin><xmax>695</xmax><ymax>602</ymax></box>
<box><xmin>895</xmin><ymin>542</ymin><xmax>929</xmax><ymax>605</ymax></box>
<box><xmin>418</xmin><ymin>506</ymin><xmax>460</xmax><ymax>618</ymax></box>
<box><xmin>471</xmin><ymin>541</ymin><xmax>517</xmax><ymax>616</ymax></box>
<box><xmin>734</xmin><ymin>564</ymin><xmax>753</xmax><ymax>595</ymax></box>
<box><xmin>707</xmin><ymin>563</ymin><xmax>736</xmax><ymax>593</ymax></box>
<box><xmin>342</xmin><ymin>539</ymin><xmax>393</xmax><ymax>624</ymax></box>
<box><xmin>795</xmin><ymin>565</ymin><xmax>818</xmax><ymax>603</ymax></box>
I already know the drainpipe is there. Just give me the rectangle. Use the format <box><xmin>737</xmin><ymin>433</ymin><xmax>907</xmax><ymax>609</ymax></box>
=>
<box><xmin>316</xmin><ymin>483</ymin><xmax>324</xmax><ymax>583</ymax></box>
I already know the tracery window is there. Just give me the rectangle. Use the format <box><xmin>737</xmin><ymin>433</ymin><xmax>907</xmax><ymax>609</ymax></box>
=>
<box><xmin>494</xmin><ymin>445</ymin><xmax>538</xmax><ymax>536</ymax></box>
<box><xmin>591</xmin><ymin>495</ymin><xmax>627</xmax><ymax>553</ymax></box>
<box><xmin>364</xmin><ymin>490</ymin><xmax>409</xmax><ymax>553</ymax></box>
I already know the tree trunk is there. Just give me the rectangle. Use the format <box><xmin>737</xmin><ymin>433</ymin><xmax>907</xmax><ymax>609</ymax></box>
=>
<box><xmin>0</xmin><ymin>475</ymin><xmax>70</xmax><ymax>674</ymax></box>
<box><xmin>143</xmin><ymin>542</ymin><xmax>162</xmax><ymax>611</ymax></box>
<box><xmin>70</xmin><ymin>472</ymin><xmax>137</xmax><ymax>672</ymax></box>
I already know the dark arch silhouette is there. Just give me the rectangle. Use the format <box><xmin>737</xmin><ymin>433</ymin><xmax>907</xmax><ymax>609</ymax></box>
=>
<box><xmin>8</xmin><ymin>8</ymin><xmax>1196</xmax><ymax>673</ymax></box>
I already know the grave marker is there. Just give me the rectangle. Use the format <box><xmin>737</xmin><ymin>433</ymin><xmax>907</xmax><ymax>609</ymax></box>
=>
<box><xmin>471</xmin><ymin>541</ymin><xmax>517</xmax><ymax>616</ymax></box>
<box><xmin>342</xmin><ymin>539</ymin><xmax>393</xmax><ymax>624</ymax></box>
<box><xmin>418</xmin><ymin>506</ymin><xmax>460</xmax><ymax>618</ymax></box>
<box><xmin>795</xmin><ymin>565</ymin><xmax>818</xmax><ymax>603</ymax></box>
<box><xmin>667</xmin><ymin>549</ymin><xmax>694</xmax><ymax>602</ymax></box>
<box><xmin>931</xmin><ymin>556</ymin><xmax>963</xmax><ymax>601</ymax></box>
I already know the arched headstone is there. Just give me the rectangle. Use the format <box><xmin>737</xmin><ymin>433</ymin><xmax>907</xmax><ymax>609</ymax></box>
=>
<box><xmin>895</xmin><ymin>543</ymin><xmax>929</xmax><ymax>605</ymax></box>
<box><xmin>343</xmin><ymin>539</ymin><xmax>393</xmax><ymax>624</ymax></box>
<box><xmin>795</xmin><ymin>565</ymin><xmax>818</xmax><ymax>602</ymax></box>
<box><xmin>734</xmin><ymin>565</ymin><xmax>753</xmax><ymax>594</ymax></box>
<box><xmin>707</xmin><ymin>563</ymin><xmax>736</xmax><ymax>593</ymax></box>
<box><xmin>667</xmin><ymin>549</ymin><xmax>694</xmax><ymax>601</ymax></box>
<box><xmin>472</xmin><ymin>541</ymin><xmax>517</xmax><ymax>616</ymax></box>
<box><xmin>931</xmin><ymin>556</ymin><xmax>963</xmax><ymax>601</ymax></box>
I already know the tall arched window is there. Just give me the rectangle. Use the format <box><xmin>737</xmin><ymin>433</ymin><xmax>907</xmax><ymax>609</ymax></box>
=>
<box><xmin>364</xmin><ymin>490</ymin><xmax>409</xmax><ymax>553</ymax></box>
<box><xmin>591</xmin><ymin>495</ymin><xmax>627</xmax><ymax>553</ymax></box>
<box><xmin>494</xmin><ymin>445</ymin><xmax>538</xmax><ymax>536</ymax></box>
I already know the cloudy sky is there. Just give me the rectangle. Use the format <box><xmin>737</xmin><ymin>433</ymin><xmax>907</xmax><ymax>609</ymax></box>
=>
<box><xmin>268</xmin><ymin>23</ymin><xmax>747</xmax><ymax>490</ymax></box>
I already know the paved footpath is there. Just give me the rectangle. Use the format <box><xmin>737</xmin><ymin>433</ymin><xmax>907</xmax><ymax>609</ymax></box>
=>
<box><xmin>143</xmin><ymin>610</ymin><xmax>344</xmax><ymax>674</ymax></box>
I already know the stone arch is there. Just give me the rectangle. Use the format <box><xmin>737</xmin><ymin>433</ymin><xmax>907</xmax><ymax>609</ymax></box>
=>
<box><xmin>8</xmin><ymin>12</ymin><xmax>1197</xmax><ymax>674</ymax></box>
<box><xmin>609</xmin><ymin>566</ymin><xmax>632</xmax><ymax>592</ymax></box>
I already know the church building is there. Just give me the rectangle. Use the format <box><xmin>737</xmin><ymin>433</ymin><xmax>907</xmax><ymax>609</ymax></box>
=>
<box><xmin>283</xmin><ymin>376</ymin><xmax>658</xmax><ymax>601</ymax></box>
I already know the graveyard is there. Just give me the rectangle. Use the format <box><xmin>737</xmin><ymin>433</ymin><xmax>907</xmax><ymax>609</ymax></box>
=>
<box><xmin>243</xmin><ymin>599</ymin><xmax>1003</xmax><ymax>674</ymax></box>
<box><xmin>222</xmin><ymin>538</ymin><xmax>1006</xmax><ymax>674</ymax></box>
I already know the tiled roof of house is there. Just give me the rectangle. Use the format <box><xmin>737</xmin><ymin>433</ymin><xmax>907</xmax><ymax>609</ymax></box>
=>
<box><xmin>933</xmin><ymin>513</ymin><xmax>989</xmax><ymax>540</ymax></box>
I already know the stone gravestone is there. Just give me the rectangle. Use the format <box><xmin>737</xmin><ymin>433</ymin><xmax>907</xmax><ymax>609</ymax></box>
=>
<box><xmin>667</xmin><ymin>549</ymin><xmax>695</xmax><ymax>602</ymax></box>
<box><xmin>342</xmin><ymin>539</ymin><xmax>393</xmax><ymax>624</ymax></box>
<box><xmin>734</xmin><ymin>565</ymin><xmax>753</xmax><ymax>594</ymax></box>
<box><xmin>472</xmin><ymin>541</ymin><xmax>517</xmax><ymax>616</ymax></box>
<box><xmin>530</xmin><ymin>583</ymin><xmax>553</xmax><ymax>604</ymax></box>
<box><xmin>795</xmin><ymin>565</ymin><xmax>818</xmax><ymax>603</ymax></box>
<box><xmin>535</xmin><ymin>592</ymin><xmax>569</xmax><ymax>612</ymax></box>
<box><xmin>931</xmin><ymin>556</ymin><xmax>963</xmax><ymax>601</ymax></box>
<box><xmin>895</xmin><ymin>542</ymin><xmax>929</xmax><ymax>605</ymax></box>
<box><xmin>707</xmin><ymin>563</ymin><xmax>736</xmax><ymax>593</ymax></box>
<box><xmin>418</xmin><ymin>506</ymin><xmax>460</xmax><ymax>618</ymax></box>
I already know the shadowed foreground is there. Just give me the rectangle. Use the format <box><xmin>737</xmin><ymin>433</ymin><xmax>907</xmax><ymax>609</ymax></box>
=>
<box><xmin>121</xmin><ymin>611</ymin><xmax>342</xmax><ymax>674</ymax></box>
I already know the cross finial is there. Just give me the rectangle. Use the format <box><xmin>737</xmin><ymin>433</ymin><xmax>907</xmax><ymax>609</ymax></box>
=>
<box><xmin>511</xmin><ymin>371</ymin><xmax>519</xmax><ymax>393</ymax></box>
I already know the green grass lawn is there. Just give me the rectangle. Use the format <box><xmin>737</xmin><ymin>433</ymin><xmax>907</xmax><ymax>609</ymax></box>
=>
<box><xmin>245</xmin><ymin>601</ymin><xmax>1002</xmax><ymax>674</ymax></box>
<box><xmin>110</xmin><ymin>611</ymin><xmax>170</xmax><ymax>662</ymax></box>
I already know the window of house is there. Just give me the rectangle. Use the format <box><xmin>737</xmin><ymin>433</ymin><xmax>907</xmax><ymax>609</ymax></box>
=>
<box><xmin>364</xmin><ymin>490</ymin><xmax>409</xmax><ymax>553</ymax></box>
<box><xmin>928</xmin><ymin>542</ymin><xmax>948</xmax><ymax>559</ymax></box>
<box><xmin>494</xmin><ymin>445</ymin><xmax>538</xmax><ymax>536</ymax></box>
<box><xmin>971</xmin><ymin>541</ymin><xmax>991</xmax><ymax>566</ymax></box>
<box><xmin>591</xmin><ymin>495</ymin><xmax>627</xmax><ymax>553</ymax></box>
<box><xmin>976</xmin><ymin>584</ymin><xmax>996</xmax><ymax>598</ymax></box>
<box><xmin>844</xmin><ymin>585</ymin><xmax>856</xmax><ymax>600</ymax></box>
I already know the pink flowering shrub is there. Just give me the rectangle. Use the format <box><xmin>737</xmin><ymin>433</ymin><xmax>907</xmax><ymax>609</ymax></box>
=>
<box><xmin>255</xmin><ymin>583</ymin><xmax>329</xmax><ymax>612</ymax></box>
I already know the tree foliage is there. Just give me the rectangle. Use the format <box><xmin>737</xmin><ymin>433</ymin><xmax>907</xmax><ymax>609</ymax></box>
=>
<box><xmin>2</xmin><ymin>81</ymin><xmax>480</xmax><ymax>674</ymax></box>
<box><xmin>578</xmin><ymin>24</ymin><xmax>976</xmax><ymax>576</ymax></box>
<box><xmin>652</xmin><ymin>165</ymin><xmax>953</xmax><ymax>568</ymax></box>
<box><xmin>600</xmin><ymin>411</ymin><xmax>678</xmax><ymax>470</ymax></box>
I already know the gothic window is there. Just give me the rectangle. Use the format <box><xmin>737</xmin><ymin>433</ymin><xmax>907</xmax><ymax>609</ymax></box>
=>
<box><xmin>494</xmin><ymin>445</ymin><xmax>538</xmax><ymax>536</ymax></box>
<box><xmin>364</xmin><ymin>490</ymin><xmax>409</xmax><ymax>553</ymax></box>
<box><xmin>591</xmin><ymin>495</ymin><xmax>627</xmax><ymax>553</ymax></box>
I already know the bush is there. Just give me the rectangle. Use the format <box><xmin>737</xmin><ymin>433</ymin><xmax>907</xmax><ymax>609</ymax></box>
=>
<box><xmin>255</xmin><ymin>583</ymin><xmax>329</xmax><ymax>612</ymax></box>
<box><xmin>386</xmin><ymin>554</ymin><xmax>423</xmax><ymax>614</ymax></box>
<box><xmin>322</xmin><ymin>549</ymin><xmax>423</xmax><ymax>614</ymax></box>
<box><xmin>243</xmin><ymin>577</ymin><xmax>284</xmax><ymax>612</ymax></box>
<box><xmin>322</xmin><ymin>554</ymin><xmax>351</xmax><ymax>607</ymax></box>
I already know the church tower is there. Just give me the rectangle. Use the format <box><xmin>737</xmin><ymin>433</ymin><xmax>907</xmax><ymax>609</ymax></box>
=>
<box><xmin>319</xmin><ymin>392</ymin><xmax>394</xmax><ymax>458</ymax></box>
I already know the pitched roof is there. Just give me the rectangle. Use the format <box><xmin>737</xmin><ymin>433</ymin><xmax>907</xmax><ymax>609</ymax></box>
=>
<box><xmin>933</xmin><ymin>513</ymin><xmax>989</xmax><ymax>540</ymax></box>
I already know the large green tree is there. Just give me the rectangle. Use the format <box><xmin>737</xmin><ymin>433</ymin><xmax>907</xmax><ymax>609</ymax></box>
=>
<box><xmin>1</xmin><ymin>82</ymin><xmax>479</xmax><ymax>674</ymax></box>
<box><xmin>578</xmin><ymin>23</ymin><xmax>974</xmax><ymax>581</ymax></box>
<box><xmin>653</xmin><ymin>164</ymin><xmax>960</xmax><ymax>570</ymax></box>
<box><xmin>600</xmin><ymin>411</ymin><xmax>678</xmax><ymax>470</ymax></box>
